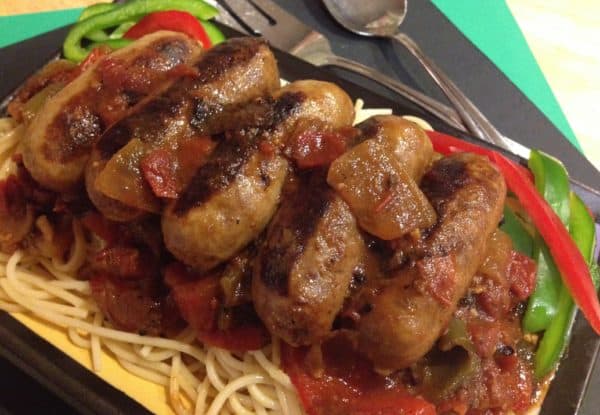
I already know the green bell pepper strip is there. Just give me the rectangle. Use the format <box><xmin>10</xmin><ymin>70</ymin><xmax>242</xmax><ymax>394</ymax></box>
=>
<box><xmin>98</xmin><ymin>20</ymin><xmax>223</xmax><ymax>52</ymax></box>
<box><xmin>522</xmin><ymin>150</ymin><xmax>571</xmax><ymax>333</ymax></box>
<box><xmin>416</xmin><ymin>318</ymin><xmax>480</xmax><ymax>402</ymax></box>
<box><xmin>64</xmin><ymin>0</ymin><xmax>219</xmax><ymax>62</ymax></box>
<box><xmin>522</xmin><ymin>237</ymin><xmax>561</xmax><ymax>332</ymax></box>
<box><xmin>501</xmin><ymin>206</ymin><xmax>533</xmax><ymax>257</ymax></box>
<box><xmin>110</xmin><ymin>22</ymin><xmax>137</xmax><ymax>39</ymax></box>
<box><xmin>201</xmin><ymin>20</ymin><xmax>226</xmax><ymax>45</ymax></box>
<box><xmin>85</xmin><ymin>38</ymin><xmax>133</xmax><ymax>52</ymax></box>
<box><xmin>84</xmin><ymin>30</ymin><xmax>110</xmax><ymax>43</ymax></box>
<box><xmin>534</xmin><ymin>193</ymin><xmax>598</xmax><ymax>378</ymax></box>
<box><xmin>528</xmin><ymin>150</ymin><xmax>571</xmax><ymax>223</ymax></box>
<box><xmin>79</xmin><ymin>3</ymin><xmax>115</xmax><ymax>21</ymax></box>
<box><xmin>493</xmin><ymin>151</ymin><xmax>600</xmax><ymax>334</ymax></box>
<box><xmin>428</xmin><ymin>130</ymin><xmax>600</xmax><ymax>334</ymax></box>
<box><xmin>79</xmin><ymin>3</ymin><xmax>117</xmax><ymax>42</ymax></box>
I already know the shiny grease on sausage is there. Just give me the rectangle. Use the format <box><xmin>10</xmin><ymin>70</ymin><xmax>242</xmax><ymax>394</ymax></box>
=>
<box><xmin>357</xmin><ymin>153</ymin><xmax>506</xmax><ymax>370</ymax></box>
<box><xmin>23</xmin><ymin>31</ymin><xmax>201</xmax><ymax>192</ymax></box>
<box><xmin>86</xmin><ymin>37</ymin><xmax>280</xmax><ymax>221</ymax></box>
<box><xmin>162</xmin><ymin>80</ymin><xmax>355</xmax><ymax>273</ymax></box>
<box><xmin>253</xmin><ymin>114</ymin><xmax>435</xmax><ymax>345</ymax></box>
<box><xmin>252</xmin><ymin>169</ymin><xmax>367</xmax><ymax>346</ymax></box>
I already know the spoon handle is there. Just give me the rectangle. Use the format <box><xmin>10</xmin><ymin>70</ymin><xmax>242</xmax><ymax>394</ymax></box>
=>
<box><xmin>392</xmin><ymin>33</ymin><xmax>515</xmax><ymax>150</ymax></box>
<box><xmin>316</xmin><ymin>53</ymin><xmax>464</xmax><ymax>130</ymax></box>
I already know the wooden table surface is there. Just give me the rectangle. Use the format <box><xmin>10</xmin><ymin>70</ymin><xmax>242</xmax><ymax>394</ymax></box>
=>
<box><xmin>507</xmin><ymin>0</ymin><xmax>600</xmax><ymax>169</ymax></box>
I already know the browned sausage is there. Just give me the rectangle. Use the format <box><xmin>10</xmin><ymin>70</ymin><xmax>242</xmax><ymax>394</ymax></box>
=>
<box><xmin>22</xmin><ymin>31</ymin><xmax>202</xmax><ymax>192</ymax></box>
<box><xmin>162</xmin><ymin>80</ymin><xmax>355</xmax><ymax>273</ymax></box>
<box><xmin>252</xmin><ymin>169</ymin><xmax>367</xmax><ymax>346</ymax></box>
<box><xmin>7</xmin><ymin>59</ymin><xmax>77</xmax><ymax>123</ymax></box>
<box><xmin>357</xmin><ymin>153</ymin><xmax>506</xmax><ymax>370</ymax></box>
<box><xmin>85</xmin><ymin>37</ymin><xmax>280</xmax><ymax>220</ymax></box>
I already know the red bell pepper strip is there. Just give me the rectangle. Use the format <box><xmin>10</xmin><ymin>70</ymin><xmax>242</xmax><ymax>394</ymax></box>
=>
<box><xmin>124</xmin><ymin>11</ymin><xmax>212</xmax><ymax>48</ymax></box>
<box><xmin>491</xmin><ymin>152</ymin><xmax>600</xmax><ymax>334</ymax></box>
<box><xmin>164</xmin><ymin>263</ymin><xmax>269</xmax><ymax>351</ymax></box>
<box><xmin>426</xmin><ymin>130</ymin><xmax>533</xmax><ymax>181</ymax></box>
<box><xmin>426</xmin><ymin>130</ymin><xmax>600</xmax><ymax>335</ymax></box>
<box><xmin>281</xmin><ymin>335</ymin><xmax>436</xmax><ymax>415</ymax></box>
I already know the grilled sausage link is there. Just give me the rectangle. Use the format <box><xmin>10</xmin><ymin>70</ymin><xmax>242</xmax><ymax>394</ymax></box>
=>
<box><xmin>162</xmin><ymin>80</ymin><xmax>355</xmax><ymax>273</ymax></box>
<box><xmin>86</xmin><ymin>37</ymin><xmax>280</xmax><ymax>221</ymax></box>
<box><xmin>252</xmin><ymin>169</ymin><xmax>367</xmax><ymax>346</ymax></box>
<box><xmin>22</xmin><ymin>31</ymin><xmax>201</xmax><ymax>192</ymax></box>
<box><xmin>357</xmin><ymin>153</ymin><xmax>506</xmax><ymax>370</ymax></box>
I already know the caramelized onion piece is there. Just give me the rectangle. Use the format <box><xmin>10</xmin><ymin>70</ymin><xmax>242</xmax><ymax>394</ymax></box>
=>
<box><xmin>93</xmin><ymin>138</ymin><xmax>161</xmax><ymax>213</ymax></box>
<box><xmin>327</xmin><ymin>138</ymin><xmax>436</xmax><ymax>240</ymax></box>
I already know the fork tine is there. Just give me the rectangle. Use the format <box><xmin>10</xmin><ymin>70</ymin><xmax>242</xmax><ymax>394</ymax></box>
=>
<box><xmin>214</xmin><ymin>1</ymin><xmax>251</xmax><ymax>34</ymax></box>
<box><xmin>221</xmin><ymin>0</ymin><xmax>312</xmax><ymax>48</ymax></box>
<box><xmin>247</xmin><ymin>0</ymin><xmax>298</xmax><ymax>23</ymax></box>
<box><xmin>218</xmin><ymin>0</ymin><xmax>272</xmax><ymax>36</ymax></box>
<box><xmin>244</xmin><ymin>0</ymin><xmax>276</xmax><ymax>24</ymax></box>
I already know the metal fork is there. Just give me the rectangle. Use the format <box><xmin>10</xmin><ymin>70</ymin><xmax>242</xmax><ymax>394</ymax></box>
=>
<box><xmin>214</xmin><ymin>0</ymin><xmax>464</xmax><ymax>131</ymax></box>
<box><xmin>214</xmin><ymin>0</ymin><xmax>529</xmax><ymax>158</ymax></box>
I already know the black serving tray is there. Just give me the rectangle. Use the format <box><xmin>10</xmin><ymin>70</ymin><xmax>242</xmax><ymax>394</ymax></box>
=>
<box><xmin>1</xmin><ymin>22</ymin><xmax>599</xmax><ymax>415</ymax></box>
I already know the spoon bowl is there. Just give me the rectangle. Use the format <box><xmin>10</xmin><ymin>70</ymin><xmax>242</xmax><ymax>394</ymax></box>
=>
<box><xmin>322</xmin><ymin>0</ymin><xmax>512</xmax><ymax>149</ymax></box>
<box><xmin>322</xmin><ymin>0</ymin><xmax>407</xmax><ymax>39</ymax></box>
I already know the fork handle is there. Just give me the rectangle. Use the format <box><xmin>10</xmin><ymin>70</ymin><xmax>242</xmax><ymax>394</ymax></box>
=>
<box><xmin>317</xmin><ymin>53</ymin><xmax>465</xmax><ymax>131</ymax></box>
<box><xmin>392</xmin><ymin>33</ymin><xmax>512</xmax><ymax>149</ymax></box>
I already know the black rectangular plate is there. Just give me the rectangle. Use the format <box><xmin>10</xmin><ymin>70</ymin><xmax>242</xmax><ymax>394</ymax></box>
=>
<box><xmin>1</xmin><ymin>24</ymin><xmax>599</xmax><ymax>415</ymax></box>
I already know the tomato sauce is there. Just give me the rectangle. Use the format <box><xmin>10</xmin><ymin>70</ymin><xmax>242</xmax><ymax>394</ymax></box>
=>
<box><xmin>282</xmin><ymin>333</ymin><xmax>435</xmax><ymax>415</ymax></box>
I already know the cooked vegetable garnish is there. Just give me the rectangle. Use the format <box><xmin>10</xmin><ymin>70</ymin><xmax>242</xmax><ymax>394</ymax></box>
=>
<box><xmin>85</xmin><ymin>38</ymin><xmax>133</xmax><ymax>52</ymax></box>
<box><xmin>523</xmin><ymin>238</ymin><xmax>561</xmax><ymax>332</ymax></box>
<box><xmin>501</xmin><ymin>206</ymin><xmax>533</xmax><ymax>257</ymax></box>
<box><xmin>415</xmin><ymin>318</ymin><xmax>480</xmax><ymax>402</ymax></box>
<box><xmin>528</xmin><ymin>150</ymin><xmax>571</xmax><ymax>223</ymax></box>
<box><xmin>426</xmin><ymin>130</ymin><xmax>533</xmax><ymax>180</ymax></box>
<box><xmin>110</xmin><ymin>22</ymin><xmax>136</xmax><ymax>39</ymax></box>
<box><xmin>201</xmin><ymin>20</ymin><xmax>226</xmax><ymax>45</ymax></box>
<box><xmin>282</xmin><ymin>335</ymin><xmax>436</xmax><ymax>415</ymax></box>
<box><xmin>64</xmin><ymin>0</ymin><xmax>219</xmax><ymax>61</ymax></box>
<box><xmin>78</xmin><ymin>3</ymin><xmax>116</xmax><ymax>42</ymax></box>
<box><xmin>6</xmin><ymin>24</ymin><xmax>600</xmax><ymax>413</ymax></box>
<box><xmin>534</xmin><ymin>193</ymin><xmax>598</xmax><ymax>378</ymax></box>
<box><xmin>491</xmin><ymin>151</ymin><xmax>600</xmax><ymax>335</ymax></box>
<box><xmin>523</xmin><ymin>150</ymin><xmax>570</xmax><ymax>333</ymax></box>
<box><xmin>428</xmin><ymin>130</ymin><xmax>600</xmax><ymax>335</ymax></box>
<box><xmin>78</xmin><ymin>2</ymin><xmax>115</xmax><ymax>21</ymax></box>
<box><xmin>124</xmin><ymin>11</ymin><xmax>213</xmax><ymax>48</ymax></box>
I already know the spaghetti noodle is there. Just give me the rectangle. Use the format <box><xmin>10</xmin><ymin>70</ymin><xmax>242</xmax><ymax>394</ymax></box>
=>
<box><xmin>0</xmin><ymin>109</ymin><xmax>381</xmax><ymax>414</ymax></box>
<box><xmin>0</xmin><ymin>98</ymin><xmax>538</xmax><ymax>414</ymax></box>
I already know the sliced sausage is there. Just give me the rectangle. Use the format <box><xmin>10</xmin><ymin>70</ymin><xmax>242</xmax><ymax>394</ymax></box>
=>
<box><xmin>252</xmin><ymin>169</ymin><xmax>367</xmax><ymax>346</ymax></box>
<box><xmin>7</xmin><ymin>59</ymin><xmax>77</xmax><ymax>123</ymax></box>
<box><xmin>86</xmin><ymin>37</ymin><xmax>280</xmax><ymax>220</ymax></box>
<box><xmin>22</xmin><ymin>31</ymin><xmax>202</xmax><ymax>192</ymax></box>
<box><xmin>357</xmin><ymin>153</ymin><xmax>506</xmax><ymax>370</ymax></box>
<box><xmin>162</xmin><ymin>80</ymin><xmax>355</xmax><ymax>273</ymax></box>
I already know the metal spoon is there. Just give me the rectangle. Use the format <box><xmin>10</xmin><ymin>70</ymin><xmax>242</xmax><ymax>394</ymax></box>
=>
<box><xmin>322</xmin><ymin>0</ymin><xmax>514</xmax><ymax>150</ymax></box>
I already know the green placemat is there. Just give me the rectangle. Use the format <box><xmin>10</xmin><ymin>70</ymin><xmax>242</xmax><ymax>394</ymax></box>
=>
<box><xmin>0</xmin><ymin>8</ymin><xmax>82</xmax><ymax>48</ymax></box>
<box><xmin>431</xmin><ymin>0</ymin><xmax>579</xmax><ymax>150</ymax></box>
